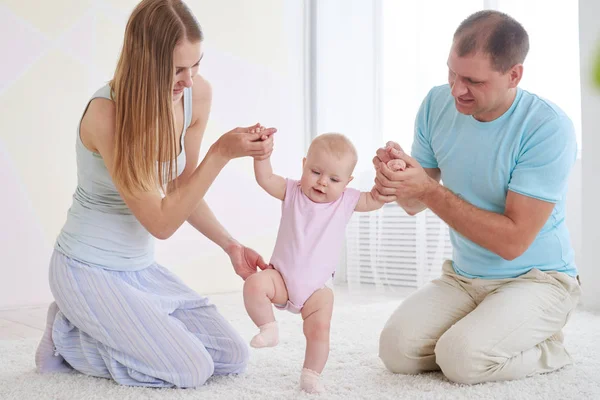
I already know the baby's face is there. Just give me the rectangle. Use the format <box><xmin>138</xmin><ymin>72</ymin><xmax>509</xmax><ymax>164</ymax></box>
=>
<box><xmin>300</xmin><ymin>147</ymin><xmax>354</xmax><ymax>203</ymax></box>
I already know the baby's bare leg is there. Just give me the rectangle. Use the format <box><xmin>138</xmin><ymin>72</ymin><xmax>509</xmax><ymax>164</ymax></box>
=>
<box><xmin>300</xmin><ymin>288</ymin><xmax>334</xmax><ymax>393</ymax></box>
<box><xmin>243</xmin><ymin>269</ymin><xmax>288</xmax><ymax>348</ymax></box>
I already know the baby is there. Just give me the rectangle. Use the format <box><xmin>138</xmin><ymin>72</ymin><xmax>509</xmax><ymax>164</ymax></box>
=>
<box><xmin>244</xmin><ymin>132</ymin><xmax>405</xmax><ymax>393</ymax></box>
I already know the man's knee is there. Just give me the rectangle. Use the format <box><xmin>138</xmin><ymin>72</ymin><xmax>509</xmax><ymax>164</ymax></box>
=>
<box><xmin>378</xmin><ymin>324</ymin><xmax>430</xmax><ymax>375</ymax></box>
<box><xmin>435</xmin><ymin>328</ymin><xmax>486</xmax><ymax>385</ymax></box>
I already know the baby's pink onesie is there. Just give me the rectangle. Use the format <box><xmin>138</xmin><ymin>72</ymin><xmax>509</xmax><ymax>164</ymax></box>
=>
<box><xmin>270</xmin><ymin>179</ymin><xmax>361</xmax><ymax>313</ymax></box>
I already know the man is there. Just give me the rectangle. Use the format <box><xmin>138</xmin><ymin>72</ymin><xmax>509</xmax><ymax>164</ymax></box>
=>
<box><xmin>372</xmin><ymin>10</ymin><xmax>581</xmax><ymax>384</ymax></box>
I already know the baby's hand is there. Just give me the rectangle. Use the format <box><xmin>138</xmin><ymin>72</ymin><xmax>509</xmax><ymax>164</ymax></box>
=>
<box><xmin>251</xmin><ymin>125</ymin><xmax>272</xmax><ymax>141</ymax></box>
<box><xmin>387</xmin><ymin>158</ymin><xmax>407</xmax><ymax>172</ymax></box>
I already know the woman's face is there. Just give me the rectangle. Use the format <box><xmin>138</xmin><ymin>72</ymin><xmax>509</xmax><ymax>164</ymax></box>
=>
<box><xmin>172</xmin><ymin>39</ymin><xmax>203</xmax><ymax>102</ymax></box>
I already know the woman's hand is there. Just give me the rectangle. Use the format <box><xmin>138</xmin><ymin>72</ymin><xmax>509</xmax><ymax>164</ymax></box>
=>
<box><xmin>211</xmin><ymin>123</ymin><xmax>276</xmax><ymax>161</ymax></box>
<box><xmin>251</xmin><ymin>125</ymin><xmax>276</xmax><ymax>161</ymax></box>
<box><xmin>225</xmin><ymin>241</ymin><xmax>271</xmax><ymax>280</ymax></box>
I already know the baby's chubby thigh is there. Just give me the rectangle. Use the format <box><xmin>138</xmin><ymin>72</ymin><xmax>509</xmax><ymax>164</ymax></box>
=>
<box><xmin>243</xmin><ymin>268</ymin><xmax>289</xmax><ymax>305</ymax></box>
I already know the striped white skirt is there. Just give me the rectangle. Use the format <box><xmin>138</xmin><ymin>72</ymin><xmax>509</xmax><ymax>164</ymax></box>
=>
<box><xmin>48</xmin><ymin>250</ymin><xmax>248</xmax><ymax>387</ymax></box>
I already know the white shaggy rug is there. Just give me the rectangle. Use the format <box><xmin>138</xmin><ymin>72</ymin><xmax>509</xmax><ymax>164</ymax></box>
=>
<box><xmin>1</xmin><ymin>292</ymin><xmax>600</xmax><ymax>400</ymax></box>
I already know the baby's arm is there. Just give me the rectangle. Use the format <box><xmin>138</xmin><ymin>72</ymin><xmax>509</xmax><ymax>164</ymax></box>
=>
<box><xmin>254</xmin><ymin>157</ymin><xmax>286</xmax><ymax>200</ymax></box>
<box><xmin>355</xmin><ymin>158</ymin><xmax>405</xmax><ymax>212</ymax></box>
<box><xmin>354</xmin><ymin>191</ymin><xmax>386</xmax><ymax>212</ymax></box>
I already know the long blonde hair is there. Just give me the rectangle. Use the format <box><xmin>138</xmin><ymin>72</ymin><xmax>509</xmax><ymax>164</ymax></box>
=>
<box><xmin>110</xmin><ymin>0</ymin><xmax>203</xmax><ymax>194</ymax></box>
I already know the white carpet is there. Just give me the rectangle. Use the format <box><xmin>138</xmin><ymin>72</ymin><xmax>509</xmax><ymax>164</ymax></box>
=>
<box><xmin>1</xmin><ymin>292</ymin><xmax>600</xmax><ymax>400</ymax></box>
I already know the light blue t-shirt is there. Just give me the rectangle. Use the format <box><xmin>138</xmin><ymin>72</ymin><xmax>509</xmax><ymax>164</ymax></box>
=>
<box><xmin>411</xmin><ymin>84</ymin><xmax>577</xmax><ymax>279</ymax></box>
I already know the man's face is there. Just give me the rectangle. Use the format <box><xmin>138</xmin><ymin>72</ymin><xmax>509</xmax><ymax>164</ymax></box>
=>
<box><xmin>447</xmin><ymin>44</ymin><xmax>518</xmax><ymax>122</ymax></box>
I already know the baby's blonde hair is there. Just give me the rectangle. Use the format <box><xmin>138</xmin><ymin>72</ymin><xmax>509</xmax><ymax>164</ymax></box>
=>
<box><xmin>308</xmin><ymin>133</ymin><xmax>358</xmax><ymax>174</ymax></box>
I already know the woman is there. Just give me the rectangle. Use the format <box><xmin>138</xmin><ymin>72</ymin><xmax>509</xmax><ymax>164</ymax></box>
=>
<box><xmin>34</xmin><ymin>0</ymin><xmax>275</xmax><ymax>388</ymax></box>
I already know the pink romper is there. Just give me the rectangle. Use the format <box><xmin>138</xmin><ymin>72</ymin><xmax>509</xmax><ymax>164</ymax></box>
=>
<box><xmin>270</xmin><ymin>179</ymin><xmax>361</xmax><ymax>313</ymax></box>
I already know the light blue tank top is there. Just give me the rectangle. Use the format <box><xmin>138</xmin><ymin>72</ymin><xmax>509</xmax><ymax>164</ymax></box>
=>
<box><xmin>55</xmin><ymin>84</ymin><xmax>193</xmax><ymax>271</ymax></box>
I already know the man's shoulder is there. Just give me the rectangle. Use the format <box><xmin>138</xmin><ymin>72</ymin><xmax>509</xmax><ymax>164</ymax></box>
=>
<box><xmin>424</xmin><ymin>84</ymin><xmax>453</xmax><ymax>105</ymax></box>
<box><xmin>516</xmin><ymin>89</ymin><xmax>572</xmax><ymax>126</ymax></box>
<box><xmin>515</xmin><ymin>89</ymin><xmax>576</xmax><ymax>151</ymax></box>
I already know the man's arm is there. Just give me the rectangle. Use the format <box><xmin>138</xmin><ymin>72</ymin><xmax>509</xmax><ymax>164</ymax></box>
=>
<box><xmin>421</xmin><ymin>113</ymin><xmax>576</xmax><ymax>261</ymax></box>
<box><xmin>371</xmin><ymin>144</ymin><xmax>441</xmax><ymax>215</ymax></box>
<box><xmin>377</xmin><ymin>153</ymin><xmax>555</xmax><ymax>261</ymax></box>
<box><xmin>395</xmin><ymin>168</ymin><xmax>440</xmax><ymax>215</ymax></box>
<box><xmin>421</xmin><ymin>183</ymin><xmax>554</xmax><ymax>260</ymax></box>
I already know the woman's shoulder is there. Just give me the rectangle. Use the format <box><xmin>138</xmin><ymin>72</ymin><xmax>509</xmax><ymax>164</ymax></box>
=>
<box><xmin>191</xmin><ymin>74</ymin><xmax>212</xmax><ymax>104</ymax></box>
<box><xmin>188</xmin><ymin>75</ymin><xmax>212</xmax><ymax>128</ymax></box>
<box><xmin>80</xmin><ymin>95</ymin><xmax>116</xmax><ymax>153</ymax></box>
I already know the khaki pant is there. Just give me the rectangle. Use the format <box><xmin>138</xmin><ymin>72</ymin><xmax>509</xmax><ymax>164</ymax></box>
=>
<box><xmin>379</xmin><ymin>260</ymin><xmax>582</xmax><ymax>384</ymax></box>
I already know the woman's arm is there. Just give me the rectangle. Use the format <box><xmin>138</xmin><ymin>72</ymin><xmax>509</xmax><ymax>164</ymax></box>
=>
<box><xmin>166</xmin><ymin>77</ymin><xmax>271</xmax><ymax>279</ymax></box>
<box><xmin>83</xmin><ymin>77</ymin><xmax>275</xmax><ymax>240</ymax></box>
<box><xmin>165</xmin><ymin>76</ymin><xmax>235</xmax><ymax>248</ymax></box>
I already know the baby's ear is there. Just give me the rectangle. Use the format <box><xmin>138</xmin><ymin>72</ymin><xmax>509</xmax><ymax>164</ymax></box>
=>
<box><xmin>302</xmin><ymin>157</ymin><xmax>306</xmax><ymax>168</ymax></box>
<box><xmin>348</xmin><ymin>176</ymin><xmax>354</xmax><ymax>184</ymax></box>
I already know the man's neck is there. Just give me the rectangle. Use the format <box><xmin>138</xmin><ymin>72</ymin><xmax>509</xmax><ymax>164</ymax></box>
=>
<box><xmin>474</xmin><ymin>88</ymin><xmax>517</xmax><ymax>122</ymax></box>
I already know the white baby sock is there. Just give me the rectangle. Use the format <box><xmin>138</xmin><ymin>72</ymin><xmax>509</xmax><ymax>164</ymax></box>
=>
<box><xmin>35</xmin><ymin>302</ymin><xmax>72</xmax><ymax>373</ymax></box>
<box><xmin>250</xmin><ymin>321</ymin><xmax>279</xmax><ymax>348</ymax></box>
<box><xmin>300</xmin><ymin>368</ymin><xmax>323</xmax><ymax>394</ymax></box>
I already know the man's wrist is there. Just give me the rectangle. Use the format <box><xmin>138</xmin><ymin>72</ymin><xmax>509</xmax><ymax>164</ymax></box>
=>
<box><xmin>419</xmin><ymin>178</ymin><xmax>442</xmax><ymax>204</ymax></box>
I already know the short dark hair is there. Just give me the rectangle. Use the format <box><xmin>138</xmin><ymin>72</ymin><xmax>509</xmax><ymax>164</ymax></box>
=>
<box><xmin>453</xmin><ymin>10</ymin><xmax>529</xmax><ymax>73</ymax></box>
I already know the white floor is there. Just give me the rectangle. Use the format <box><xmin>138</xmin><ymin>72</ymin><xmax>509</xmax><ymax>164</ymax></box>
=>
<box><xmin>0</xmin><ymin>306</ymin><xmax>47</xmax><ymax>340</ymax></box>
<box><xmin>1</xmin><ymin>286</ymin><xmax>599</xmax><ymax>400</ymax></box>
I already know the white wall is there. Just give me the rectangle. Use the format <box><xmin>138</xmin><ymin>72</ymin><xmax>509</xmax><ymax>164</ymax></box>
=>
<box><xmin>579</xmin><ymin>0</ymin><xmax>600</xmax><ymax>311</ymax></box>
<box><xmin>566</xmin><ymin>160</ymin><xmax>582</xmax><ymax>275</ymax></box>
<box><xmin>0</xmin><ymin>0</ymin><xmax>306</xmax><ymax>309</ymax></box>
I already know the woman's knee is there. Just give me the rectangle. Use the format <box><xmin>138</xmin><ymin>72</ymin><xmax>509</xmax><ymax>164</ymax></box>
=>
<box><xmin>210</xmin><ymin>328</ymin><xmax>249</xmax><ymax>375</ymax></box>
<box><xmin>229</xmin><ymin>331</ymin><xmax>250</xmax><ymax>371</ymax></box>
<box><xmin>169</xmin><ymin>346</ymin><xmax>216</xmax><ymax>388</ymax></box>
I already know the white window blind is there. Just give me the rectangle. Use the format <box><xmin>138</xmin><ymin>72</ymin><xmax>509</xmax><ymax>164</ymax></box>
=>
<box><xmin>345</xmin><ymin>205</ymin><xmax>453</xmax><ymax>289</ymax></box>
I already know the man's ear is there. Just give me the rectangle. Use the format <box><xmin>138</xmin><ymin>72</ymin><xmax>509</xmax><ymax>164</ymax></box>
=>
<box><xmin>508</xmin><ymin>64</ymin><xmax>523</xmax><ymax>88</ymax></box>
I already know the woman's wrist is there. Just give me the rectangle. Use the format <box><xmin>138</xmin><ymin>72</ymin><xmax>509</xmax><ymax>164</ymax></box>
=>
<box><xmin>223</xmin><ymin>237</ymin><xmax>241</xmax><ymax>255</ymax></box>
<box><xmin>207</xmin><ymin>141</ymin><xmax>231</xmax><ymax>166</ymax></box>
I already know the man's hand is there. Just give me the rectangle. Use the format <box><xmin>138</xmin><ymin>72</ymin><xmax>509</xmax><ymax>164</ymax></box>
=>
<box><xmin>372</xmin><ymin>141</ymin><xmax>407</xmax><ymax>203</ymax></box>
<box><xmin>372</xmin><ymin>141</ymin><xmax>405</xmax><ymax>169</ymax></box>
<box><xmin>225</xmin><ymin>241</ymin><xmax>270</xmax><ymax>280</ymax></box>
<box><xmin>375</xmin><ymin>149</ymin><xmax>438</xmax><ymax>202</ymax></box>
